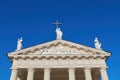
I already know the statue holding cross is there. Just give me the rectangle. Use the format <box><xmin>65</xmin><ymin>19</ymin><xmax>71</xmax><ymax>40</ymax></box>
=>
<box><xmin>53</xmin><ymin>20</ymin><xmax>63</xmax><ymax>40</ymax></box>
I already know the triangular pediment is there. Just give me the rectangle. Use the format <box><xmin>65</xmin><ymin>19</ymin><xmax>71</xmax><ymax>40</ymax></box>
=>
<box><xmin>8</xmin><ymin>40</ymin><xmax>110</xmax><ymax>56</ymax></box>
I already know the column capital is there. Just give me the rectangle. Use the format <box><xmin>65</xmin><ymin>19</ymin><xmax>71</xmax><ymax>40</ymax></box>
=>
<box><xmin>27</xmin><ymin>68</ymin><xmax>35</xmax><ymax>74</ymax></box>
<box><xmin>84</xmin><ymin>66</ymin><xmax>92</xmax><ymax>69</ymax></box>
<box><xmin>68</xmin><ymin>66</ymin><xmax>76</xmax><ymax>69</ymax></box>
<box><xmin>68</xmin><ymin>68</ymin><xmax>76</xmax><ymax>69</ymax></box>
<box><xmin>84</xmin><ymin>68</ymin><xmax>91</xmax><ymax>69</ymax></box>
<box><xmin>100</xmin><ymin>68</ymin><xmax>107</xmax><ymax>71</ymax></box>
<box><xmin>68</xmin><ymin>68</ymin><xmax>75</xmax><ymax>72</ymax></box>
<box><xmin>84</xmin><ymin>68</ymin><xmax>92</xmax><ymax>71</ymax></box>
<box><xmin>44</xmin><ymin>68</ymin><xmax>50</xmax><ymax>70</ymax></box>
<box><xmin>44</xmin><ymin>68</ymin><xmax>50</xmax><ymax>69</ymax></box>
<box><xmin>44</xmin><ymin>68</ymin><xmax>51</xmax><ymax>73</ymax></box>
<box><xmin>27</xmin><ymin>68</ymin><xmax>35</xmax><ymax>70</ymax></box>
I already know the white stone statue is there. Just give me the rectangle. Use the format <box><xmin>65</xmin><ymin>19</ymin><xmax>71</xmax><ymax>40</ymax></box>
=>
<box><xmin>94</xmin><ymin>37</ymin><xmax>102</xmax><ymax>50</ymax></box>
<box><xmin>16</xmin><ymin>37</ymin><xmax>23</xmax><ymax>51</ymax></box>
<box><xmin>56</xmin><ymin>27</ymin><xmax>63</xmax><ymax>40</ymax></box>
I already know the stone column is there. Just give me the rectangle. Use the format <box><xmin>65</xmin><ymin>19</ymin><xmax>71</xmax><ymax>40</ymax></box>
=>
<box><xmin>84</xmin><ymin>68</ymin><xmax>92</xmax><ymax>80</ymax></box>
<box><xmin>10</xmin><ymin>68</ymin><xmax>18</xmax><ymax>80</ymax></box>
<box><xmin>44</xmin><ymin>68</ymin><xmax>50</xmax><ymax>80</ymax></box>
<box><xmin>27</xmin><ymin>68</ymin><xmax>34</xmax><ymax>80</ymax></box>
<box><xmin>68</xmin><ymin>68</ymin><xmax>75</xmax><ymax>80</ymax></box>
<box><xmin>100</xmin><ymin>68</ymin><xmax>108</xmax><ymax>80</ymax></box>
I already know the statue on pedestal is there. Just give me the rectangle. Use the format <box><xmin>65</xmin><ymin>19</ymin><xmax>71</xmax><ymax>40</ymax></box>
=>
<box><xmin>16</xmin><ymin>37</ymin><xmax>23</xmax><ymax>51</ymax></box>
<box><xmin>94</xmin><ymin>37</ymin><xmax>102</xmax><ymax>50</ymax></box>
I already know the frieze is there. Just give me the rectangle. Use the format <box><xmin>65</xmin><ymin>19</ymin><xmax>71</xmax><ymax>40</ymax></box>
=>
<box><xmin>12</xmin><ymin>59</ymin><xmax>107</xmax><ymax>68</ymax></box>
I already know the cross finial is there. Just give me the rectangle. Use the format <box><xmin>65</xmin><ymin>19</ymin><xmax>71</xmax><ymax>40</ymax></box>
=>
<box><xmin>53</xmin><ymin>20</ymin><xmax>62</xmax><ymax>28</ymax></box>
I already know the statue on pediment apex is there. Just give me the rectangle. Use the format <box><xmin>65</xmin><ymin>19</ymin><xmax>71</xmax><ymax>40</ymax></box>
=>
<box><xmin>56</xmin><ymin>27</ymin><xmax>63</xmax><ymax>40</ymax></box>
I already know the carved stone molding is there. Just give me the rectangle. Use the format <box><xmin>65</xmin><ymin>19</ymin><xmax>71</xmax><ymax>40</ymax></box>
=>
<box><xmin>8</xmin><ymin>54</ymin><xmax>108</xmax><ymax>61</ymax></box>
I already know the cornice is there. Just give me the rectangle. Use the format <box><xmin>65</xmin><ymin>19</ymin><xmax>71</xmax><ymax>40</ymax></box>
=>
<box><xmin>8</xmin><ymin>54</ymin><xmax>110</xmax><ymax>61</ymax></box>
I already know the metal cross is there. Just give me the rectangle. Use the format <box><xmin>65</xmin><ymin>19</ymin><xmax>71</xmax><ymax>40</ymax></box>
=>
<box><xmin>53</xmin><ymin>20</ymin><xmax>62</xmax><ymax>28</ymax></box>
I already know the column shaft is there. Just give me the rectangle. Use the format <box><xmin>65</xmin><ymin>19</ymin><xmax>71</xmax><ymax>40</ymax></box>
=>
<box><xmin>68</xmin><ymin>68</ymin><xmax>75</xmax><ymax>80</ymax></box>
<box><xmin>27</xmin><ymin>68</ymin><xmax>34</xmax><ymax>80</ymax></box>
<box><xmin>84</xmin><ymin>68</ymin><xmax>92</xmax><ymax>80</ymax></box>
<box><xmin>44</xmin><ymin>69</ymin><xmax>50</xmax><ymax>80</ymax></box>
<box><xmin>100</xmin><ymin>68</ymin><xmax>108</xmax><ymax>80</ymax></box>
<box><xmin>10</xmin><ymin>69</ymin><xmax>18</xmax><ymax>80</ymax></box>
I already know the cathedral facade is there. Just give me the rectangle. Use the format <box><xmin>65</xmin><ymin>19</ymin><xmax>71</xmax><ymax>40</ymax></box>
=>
<box><xmin>8</xmin><ymin>21</ymin><xmax>111</xmax><ymax>80</ymax></box>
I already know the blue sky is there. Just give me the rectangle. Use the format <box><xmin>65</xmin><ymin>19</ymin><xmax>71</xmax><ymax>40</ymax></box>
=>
<box><xmin>0</xmin><ymin>0</ymin><xmax>120</xmax><ymax>80</ymax></box>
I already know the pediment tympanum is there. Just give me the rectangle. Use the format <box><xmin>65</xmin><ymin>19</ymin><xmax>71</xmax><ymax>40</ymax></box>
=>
<box><xmin>8</xmin><ymin>40</ymin><xmax>110</xmax><ymax>60</ymax></box>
